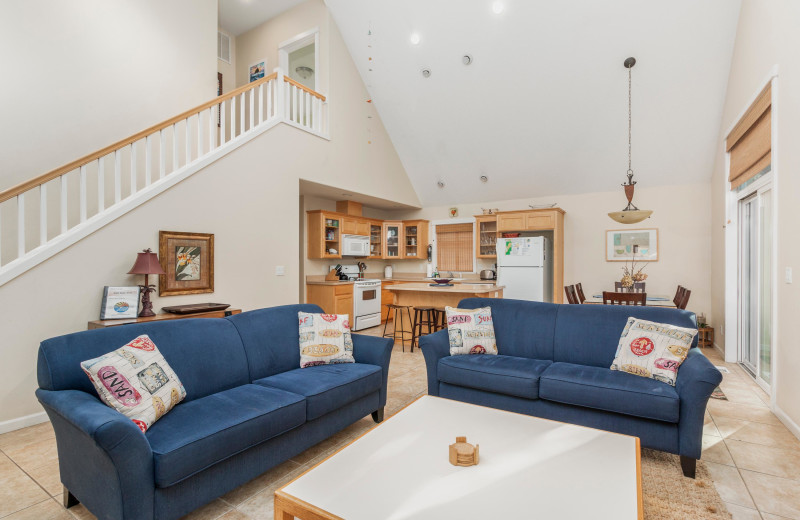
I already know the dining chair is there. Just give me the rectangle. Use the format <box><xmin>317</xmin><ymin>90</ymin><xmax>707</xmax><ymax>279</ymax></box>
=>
<box><xmin>575</xmin><ymin>283</ymin><xmax>586</xmax><ymax>304</ymax></box>
<box><xmin>673</xmin><ymin>286</ymin><xmax>685</xmax><ymax>306</ymax></box>
<box><xmin>632</xmin><ymin>282</ymin><xmax>646</xmax><ymax>293</ymax></box>
<box><xmin>614</xmin><ymin>281</ymin><xmax>644</xmax><ymax>293</ymax></box>
<box><xmin>677</xmin><ymin>288</ymin><xmax>691</xmax><ymax>310</ymax></box>
<box><xmin>614</xmin><ymin>281</ymin><xmax>624</xmax><ymax>291</ymax></box>
<box><xmin>564</xmin><ymin>285</ymin><xmax>579</xmax><ymax>304</ymax></box>
<box><xmin>602</xmin><ymin>291</ymin><xmax>647</xmax><ymax>306</ymax></box>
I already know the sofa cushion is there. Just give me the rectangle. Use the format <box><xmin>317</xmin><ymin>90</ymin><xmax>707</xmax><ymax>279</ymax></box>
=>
<box><xmin>255</xmin><ymin>363</ymin><xmax>381</xmax><ymax>421</ymax></box>
<box><xmin>610</xmin><ymin>318</ymin><xmax>696</xmax><ymax>386</ymax></box>
<box><xmin>445</xmin><ymin>306</ymin><xmax>498</xmax><ymax>355</ymax></box>
<box><xmin>146</xmin><ymin>384</ymin><xmax>305</xmax><ymax>488</ymax></box>
<box><xmin>438</xmin><ymin>355</ymin><xmax>552</xmax><ymax>399</ymax></box>
<box><xmin>539</xmin><ymin>362</ymin><xmax>680</xmax><ymax>423</ymax></box>
<box><xmin>298</xmin><ymin>312</ymin><xmax>355</xmax><ymax>368</ymax></box>
<box><xmin>80</xmin><ymin>335</ymin><xmax>186</xmax><ymax>433</ymax></box>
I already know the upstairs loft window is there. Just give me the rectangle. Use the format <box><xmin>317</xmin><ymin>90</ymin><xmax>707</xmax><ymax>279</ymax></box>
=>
<box><xmin>436</xmin><ymin>224</ymin><xmax>473</xmax><ymax>272</ymax></box>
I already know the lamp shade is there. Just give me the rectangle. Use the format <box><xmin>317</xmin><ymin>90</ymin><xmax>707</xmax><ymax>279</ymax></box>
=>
<box><xmin>128</xmin><ymin>248</ymin><xmax>166</xmax><ymax>275</ymax></box>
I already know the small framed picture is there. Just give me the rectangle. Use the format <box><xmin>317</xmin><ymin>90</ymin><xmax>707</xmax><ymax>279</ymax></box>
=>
<box><xmin>606</xmin><ymin>228</ymin><xmax>658</xmax><ymax>262</ymax></box>
<box><xmin>159</xmin><ymin>231</ymin><xmax>215</xmax><ymax>296</ymax></box>
<box><xmin>100</xmin><ymin>286</ymin><xmax>140</xmax><ymax>319</ymax></box>
<box><xmin>249</xmin><ymin>59</ymin><xmax>266</xmax><ymax>82</ymax></box>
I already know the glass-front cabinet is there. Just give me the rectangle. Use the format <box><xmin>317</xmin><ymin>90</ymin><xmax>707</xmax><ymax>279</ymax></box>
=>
<box><xmin>475</xmin><ymin>215</ymin><xmax>498</xmax><ymax>258</ymax></box>
<box><xmin>402</xmin><ymin>220</ymin><xmax>429</xmax><ymax>260</ymax></box>
<box><xmin>369</xmin><ymin>222</ymin><xmax>383</xmax><ymax>259</ymax></box>
<box><xmin>383</xmin><ymin>221</ymin><xmax>403</xmax><ymax>259</ymax></box>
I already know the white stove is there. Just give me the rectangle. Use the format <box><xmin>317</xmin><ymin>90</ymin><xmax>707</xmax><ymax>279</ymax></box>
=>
<box><xmin>352</xmin><ymin>278</ymin><xmax>382</xmax><ymax>331</ymax></box>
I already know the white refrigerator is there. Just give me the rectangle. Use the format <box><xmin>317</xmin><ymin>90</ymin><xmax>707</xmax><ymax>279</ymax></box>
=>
<box><xmin>496</xmin><ymin>237</ymin><xmax>553</xmax><ymax>302</ymax></box>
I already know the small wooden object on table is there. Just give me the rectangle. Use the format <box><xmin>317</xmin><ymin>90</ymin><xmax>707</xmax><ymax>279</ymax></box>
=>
<box><xmin>88</xmin><ymin>308</ymin><xmax>241</xmax><ymax>329</ymax></box>
<box><xmin>449</xmin><ymin>436</ymin><xmax>479</xmax><ymax>467</ymax></box>
<box><xmin>698</xmin><ymin>326</ymin><xmax>714</xmax><ymax>348</ymax></box>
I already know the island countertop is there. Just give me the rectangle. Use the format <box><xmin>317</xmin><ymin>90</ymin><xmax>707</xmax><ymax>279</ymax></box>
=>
<box><xmin>386</xmin><ymin>283</ymin><xmax>505</xmax><ymax>294</ymax></box>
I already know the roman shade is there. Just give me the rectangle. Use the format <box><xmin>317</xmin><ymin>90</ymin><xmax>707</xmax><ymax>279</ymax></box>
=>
<box><xmin>436</xmin><ymin>223</ymin><xmax>473</xmax><ymax>272</ymax></box>
<box><xmin>727</xmin><ymin>84</ymin><xmax>771</xmax><ymax>189</ymax></box>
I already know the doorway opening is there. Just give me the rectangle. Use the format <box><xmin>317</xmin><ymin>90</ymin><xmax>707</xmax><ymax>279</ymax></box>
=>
<box><xmin>279</xmin><ymin>28</ymin><xmax>319</xmax><ymax>92</ymax></box>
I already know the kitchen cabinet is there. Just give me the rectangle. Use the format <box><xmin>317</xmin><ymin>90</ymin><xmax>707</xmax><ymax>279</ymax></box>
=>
<box><xmin>383</xmin><ymin>221</ymin><xmax>404</xmax><ymax>259</ymax></box>
<box><xmin>493</xmin><ymin>208</ymin><xmax>566</xmax><ymax>304</ymax></box>
<box><xmin>307</xmin><ymin>210</ymin><xmax>342</xmax><ymax>259</ymax></box>
<box><xmin>342</xmin><ymin>218</ymin><xmax>370</xmax><ymax>236</ymax></box>
<box><xmin>368</xmin><ymin>222</ymin><xmax>383</xmax><ymax>259</ymax></box>
<box><xmin>306</xmin><ymin>284</ymin><xmax>354</xmax><ymax>319</ymax></box>
<box><xmin>475</xmin><ymin>215</ymin><xmax>498</xmax><ymax>258</ymax></box>
<box><xmin>402</xmin><ymin>220</ymin><xmax>429</xmax><ymax>260</ymax></box>
<box><xmin>381</xmin><ymin>281</ymin><xmax>396</xmax><ymax>323</ymax></box>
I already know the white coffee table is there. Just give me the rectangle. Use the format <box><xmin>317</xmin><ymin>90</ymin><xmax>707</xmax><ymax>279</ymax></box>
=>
<box><xmin>275</xmin><ymin>396</ymin><xmax>642</xmax><ymax>520</ymax></box>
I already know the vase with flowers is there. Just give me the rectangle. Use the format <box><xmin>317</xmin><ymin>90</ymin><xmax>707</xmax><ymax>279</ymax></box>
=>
<box><xmin>620</xmin><ymin>246</ymin><xmax>648</xmax><ymax>291</ymax></box>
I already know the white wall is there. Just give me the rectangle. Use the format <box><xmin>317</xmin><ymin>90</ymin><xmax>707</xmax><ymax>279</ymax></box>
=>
<box><xmin>709</xmin><ymin>0</ymin><xmax>800</xmax><ymax>435</ymax></box>
<box><xmin>399</xmin><ymin>183</ymin><xmax>713</xmax><ymax>316</ymax></box>
<box><xmin>0</xmin><ymin>0</ymin><xmax>419</xmax><ymax>429</ymax></box>
<box><xmin>0</xmin><ymin>0</ymin><xmax>218</xmax><ymax>191</ymax></box>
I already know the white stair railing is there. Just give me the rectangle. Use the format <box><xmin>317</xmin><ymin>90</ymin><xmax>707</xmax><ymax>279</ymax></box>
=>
<box><xmin>0</xmin><ymin>68</ymin><xmax>328</xmax><ymax>286</ymax></box>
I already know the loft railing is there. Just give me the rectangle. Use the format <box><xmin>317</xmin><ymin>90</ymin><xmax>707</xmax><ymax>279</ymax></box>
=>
<box><xmin>0</xmin><ymin>68</ymin><xmax>327</xmax><ymax>285</ymax></box>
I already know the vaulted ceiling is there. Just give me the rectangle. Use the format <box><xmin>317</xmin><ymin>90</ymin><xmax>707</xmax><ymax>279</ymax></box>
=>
<box><xmin>219</xmin><ymin>0</ymin><xmax>307</xmax><ymax>36</ymax></box>
<box><xmin>325</xmin><ymin>0</ymin><xmax>741</xmax><ymax>206</ymax></box>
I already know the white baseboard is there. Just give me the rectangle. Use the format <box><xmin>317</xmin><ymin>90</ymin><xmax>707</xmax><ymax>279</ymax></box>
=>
<box><xmin>0</xmin><ymin>411</ymin><xmax>49</xmax><ymax>435</ymax></box>
<box><xmin>773</xmin><ymin>404</ymin><xmax>800</xmax><ymax>442</ymax></box>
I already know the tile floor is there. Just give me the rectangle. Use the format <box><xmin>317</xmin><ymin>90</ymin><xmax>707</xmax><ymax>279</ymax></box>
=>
<box><xmin>0</xmin><ymin>326</ymin><xmax>797</xmax><ymax>520</ymax></box>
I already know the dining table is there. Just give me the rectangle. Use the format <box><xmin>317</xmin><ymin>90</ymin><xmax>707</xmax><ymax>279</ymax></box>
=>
<box><xmin>583</xmin><ymin>293</ymin><xmax>677</xmax><ymax>308</ymax></box>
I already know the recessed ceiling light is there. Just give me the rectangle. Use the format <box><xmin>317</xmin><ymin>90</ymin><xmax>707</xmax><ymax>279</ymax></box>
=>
<box><xmin>341</xmin><ymin>193</ymin><xmax>352</xmax><ymax>197</ymax></box>
<box><xmin>463</xmin><ymin>54</ymin><xmax>473</xmax><ymax>65</ymax></box>
<box><xmin>437</xmin><ymin>181</ymin><xmax>445</xmax><ymax>188</ymax></box>
<box><xmin>421</xmin><ymin>68</ymin><xmax>431</xmax><ymax>78</ymax></box>
<box><xmin>410</xmin><ymin>33</ymin><xmax>421</xmax><ymax>45</ymax></box>
<box><xmin>480</xmin><ymin>175</ymin><xmax>488</xmax><ymax>183</ymax></box>
<box><xmin>491</xmin><ymin>1</ymin><xmax>504</xmax><ymax>14</ymax></box>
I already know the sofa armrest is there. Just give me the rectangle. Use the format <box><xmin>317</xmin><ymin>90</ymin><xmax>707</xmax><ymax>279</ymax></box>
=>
<box><xmin>675</xmin><ymin>349</ymin><xmax>723</xmax><ymax>459</ymax></box>
<box><xmin>36</xmin><ymin>388</ymin><xmax>155</xmax><ymax>520</ymax></box>
<box><xmin>419</xmin><ymin>329</ymin><xmax>450</xmax><ymax>396</ymax></box>
<box><xmin>352</xmin><ymin>333</ymin><xmax>393</xmax><ymax>407</ymax></box>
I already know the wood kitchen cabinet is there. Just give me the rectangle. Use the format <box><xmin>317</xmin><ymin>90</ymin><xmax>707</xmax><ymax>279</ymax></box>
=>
<box><xmin>342</xmin><ymin>218</ymin><xmax>370</xmax><ymax>236</ymax></box>
<box><xmin>368</xmin><ymin>222</ymin><xmax>383</xmax><ymax>259</ymax></box>
<box><xmin>402</xmin><ymin>220</ymin><xmax>429</xmax><ymax>260</ymax></box>
<box><xmin>307</xmin><ymin>210</ymin><xmax>342</xmax><ymax>259</ymax></box>
<box><xmin>475</xmin><ymin>215</ymin><xmax>498</xmax><ymax>258</ymax></box>
<box><xmin>494</xmin><ymin>208</ymin><xmax>566</xmax><ymax>304</ymax></box>
<box><xmin>306</xmin><ymin>284</ymin><xmax>354</xmax><ymax>319</ymax></box>
<box><xmin>381</xmin><ymin>281</ymin><xmax>396</xmax><ymax>323</ymax></box>
<box><xmin>383</xmin><ymin>221</ymin><xmax>404</xmax><ymax>259</ymax></box>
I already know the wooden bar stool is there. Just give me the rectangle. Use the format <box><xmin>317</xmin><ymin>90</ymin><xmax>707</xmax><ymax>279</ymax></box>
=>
<box><xmin>382</xmin><ymin>304</ymin><xmax>413</xmax><ymax>352</ymax></box>
<box><xmin>433</xmin><ymin>307</ymin><xmax>447</xmax><ymax>331</ymax></box>
<box><xmin>411</xmin><ymin>307</ymin><xmax>438</xmax><ymax>351</ymax></box>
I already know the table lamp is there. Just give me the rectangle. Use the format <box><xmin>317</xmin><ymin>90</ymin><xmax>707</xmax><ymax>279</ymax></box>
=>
<box><xmin>128</xmin><ymin>248</ymin><xmax>166</xmax><ymax>317</ymax></box>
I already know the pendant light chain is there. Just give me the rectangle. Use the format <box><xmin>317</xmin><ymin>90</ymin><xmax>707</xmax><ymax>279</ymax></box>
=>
<box><xmin>628</xmin><ymin>66</ymin><xmax>632</xmax><ymax>175</ymax></box>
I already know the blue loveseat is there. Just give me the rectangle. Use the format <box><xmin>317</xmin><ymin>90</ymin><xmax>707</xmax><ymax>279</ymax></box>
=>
<box><xmin>420</xmin><ymin>298</ymin><xmax>722</xmax><ymax>478</ymax></box>
<box><xmin>35</xmin><ymin>304</ymin><xmax>392</xmax><ymax>520</ymax></box>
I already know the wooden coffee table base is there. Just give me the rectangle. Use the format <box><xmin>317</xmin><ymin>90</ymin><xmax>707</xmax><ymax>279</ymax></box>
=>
<box><xmin>274</xmin><ymin>491</ymin><xmax>342</xmax><ymax>520</ymax></box>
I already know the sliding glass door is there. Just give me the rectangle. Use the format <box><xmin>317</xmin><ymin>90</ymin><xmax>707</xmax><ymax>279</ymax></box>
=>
<box><xmin>738</xmin><ymin>186</ymin><xmax>772</xmax><ymax>390</ymax></box>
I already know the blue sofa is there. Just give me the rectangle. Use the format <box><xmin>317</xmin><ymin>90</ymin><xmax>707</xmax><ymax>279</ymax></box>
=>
<box><xmin>420</xmin><ymin>298</ymin><xmax>722</xmax><ymax>478</ymax></box>
<box><xmin>35</xmin><ymin>304</ymin><xmax>393</xmax><ymax>520</ymax></box>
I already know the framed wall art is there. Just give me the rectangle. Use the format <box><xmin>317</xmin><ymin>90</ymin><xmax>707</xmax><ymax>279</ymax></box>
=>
<box><xmin>158</xmin><ymin>231</ymin><xmax>215</xmax><ymax>296</ymax></box>
<box><xmin>249</xmin><ymin>59</ymin><xmax>266</xmax><ymax>82</ymax></box>
<box><xmin>606</xmin><ymin>228</ymin><xmax>658</xmax><ymax>262</ymax></box>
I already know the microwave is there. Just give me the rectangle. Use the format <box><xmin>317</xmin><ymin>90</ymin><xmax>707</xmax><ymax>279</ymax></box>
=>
<box><xmin>341</xmin><ymin>234</ymin><xmax>370</xmax><ymax>257</ymax></box>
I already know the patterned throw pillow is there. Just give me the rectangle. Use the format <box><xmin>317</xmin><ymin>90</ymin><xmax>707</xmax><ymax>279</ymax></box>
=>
<box><xmin>610</xmin><ymin>318</ymin><xmax>697</xmax><ymax>386</ymax></box>
<box><xmin>445</xmin><ymin>306</ymin><xmax>499</xmax><ymax>356</ymax></box>
<box><xmin>80</xmin><ymin>335</ymin><xmax>186</xmax><ymax>433</ymax></box>
<box><xmin>298</xmin><ymin>312</ymin><xmax>355</xmax><ymax>368</ymax></box>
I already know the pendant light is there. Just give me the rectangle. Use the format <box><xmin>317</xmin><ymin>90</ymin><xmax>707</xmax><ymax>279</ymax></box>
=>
<box><xmin>608</xmin><ymin>57</ymin><xmax>653</xmax><ymax>224</ymax></box>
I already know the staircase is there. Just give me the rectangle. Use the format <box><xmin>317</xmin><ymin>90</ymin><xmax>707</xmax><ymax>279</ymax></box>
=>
<box><xmin>0</xmin><ymin>68</ymin><xmax>327</xmax><ymax>286</ymax></box>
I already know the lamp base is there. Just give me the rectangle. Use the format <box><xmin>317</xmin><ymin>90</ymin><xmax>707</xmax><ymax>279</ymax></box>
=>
<box><xmin>139</xmin><ymin>276</ymin><xmax>157</xmax><ymax>317</ymax></box>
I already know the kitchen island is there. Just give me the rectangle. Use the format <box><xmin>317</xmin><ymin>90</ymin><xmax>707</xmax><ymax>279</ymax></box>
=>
<box><xmin>385</xmin><ymin>283</ymin><xmax>504</xmax><ymax>309</ymax></box>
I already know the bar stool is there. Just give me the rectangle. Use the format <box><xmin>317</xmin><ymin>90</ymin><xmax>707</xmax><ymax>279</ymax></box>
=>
<box><xmin>433</xmin><ymin>307</ymin><xmax>447</xmax><ymax>331</ymax></box>
<box><xmin>382</xmin><ymin>304</ymin><xmax>413</xmax><ymax>352</ymax></box>
<box><xmin>411</xmin><ymin>307</ymin><xmax>438</xmax><ymax>350</ymax></box>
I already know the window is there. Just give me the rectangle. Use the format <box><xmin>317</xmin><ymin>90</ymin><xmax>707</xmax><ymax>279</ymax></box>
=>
<box><xmin>727</xmin><ymin>84</ymin><xmax>771</xmax><ymax>190</ymax></box>
<box><xmin>436</xmin><ymin>224</ymin><xmax>473</xmax><ymax>272</ymax></box>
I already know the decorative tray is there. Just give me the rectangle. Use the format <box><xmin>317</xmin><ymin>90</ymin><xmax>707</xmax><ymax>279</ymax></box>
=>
<box><xmin>429</xmin><ymin>283</ymin><xmax>455</xmax><ymax>287</ymax></box>
<box><xmin>162</xmin><ymin>303</ymin><xmax>231</xmax><ymax>314</ymax></box>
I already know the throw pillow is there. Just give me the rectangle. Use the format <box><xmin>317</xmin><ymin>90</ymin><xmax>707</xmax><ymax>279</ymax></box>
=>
<box><xmin>80</xmin><ymin>335</ymin><xmax>186</xmax><ymax>433</ymax></box>
<box><xmin>298</xmin><ymin>312</ymin><xmax>355</xmax><ymax>368</ymax></box>
<box><xmin>610</xmin><ymin>317</ymin><xmax>697</xmax><ymax>386</ymax></box>
<box><xmin>445</xmin><ymin>306</ymin><xmax>499</xmax><ymax>356</ymax></box>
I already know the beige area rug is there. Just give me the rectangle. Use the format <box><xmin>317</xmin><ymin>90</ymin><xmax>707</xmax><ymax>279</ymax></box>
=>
<box><xmin>642</xmin><ymin>449</ymin><xmax>732</xmax><ymax>519</ymax></box>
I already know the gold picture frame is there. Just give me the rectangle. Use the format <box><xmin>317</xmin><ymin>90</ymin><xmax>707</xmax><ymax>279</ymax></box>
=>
<box><xmin>158</xmin><ymin>231</ymin><xmax>215</xmax><ymax>296</ymax></box>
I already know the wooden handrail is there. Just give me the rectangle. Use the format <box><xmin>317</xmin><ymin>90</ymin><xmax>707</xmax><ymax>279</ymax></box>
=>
<box><xmin>0</xmin><ymin>72</ymin><xmax>282</xmax><ymax>204</ymax></box>
<box><xmin>284</xmin><ymin>76</ymin><xmax>327</xmax><ymax>102</ymax></box>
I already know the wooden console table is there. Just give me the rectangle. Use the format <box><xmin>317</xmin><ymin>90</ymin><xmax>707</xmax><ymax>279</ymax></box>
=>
<box><xmin>88</xmin><ymin>308</ymin><xmax>241</xmax><ymax>329</ymax></box>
